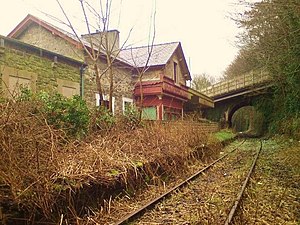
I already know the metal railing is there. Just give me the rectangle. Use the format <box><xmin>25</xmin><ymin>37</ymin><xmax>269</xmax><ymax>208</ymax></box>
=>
<box><xmin>200</xmin><ymin>70</ymin><xmax>271</xmax><ymax>97</ymax></box>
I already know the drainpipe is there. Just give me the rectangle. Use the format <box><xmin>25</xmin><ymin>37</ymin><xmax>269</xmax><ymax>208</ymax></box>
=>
<box><xmin>80</xmin><ymin>65</ymin><xmax>86</xmax><ymax>99</ymax></box>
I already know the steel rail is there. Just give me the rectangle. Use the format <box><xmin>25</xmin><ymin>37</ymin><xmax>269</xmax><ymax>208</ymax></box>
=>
<box><xmin>115</xmin><ymin>139</ymin><xmax>246</xmax><ymax>225</ymax></box>
<box><xmin>224</xmin><ymin>140</ymin><xmax>263</xmax><ymax>225</ymax></box>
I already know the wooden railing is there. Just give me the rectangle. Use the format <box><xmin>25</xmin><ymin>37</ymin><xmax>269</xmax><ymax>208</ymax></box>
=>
<box><xmin>200</xmin><ymin>70</ymin><xmax>271</xmax><ymax>97</ymax></box>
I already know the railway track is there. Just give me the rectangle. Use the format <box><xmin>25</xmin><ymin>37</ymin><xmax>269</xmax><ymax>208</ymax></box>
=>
<box><xmin>115</xmin><ymin>139</ymin><xmax>262</xmax><ymax>225</ymax></box>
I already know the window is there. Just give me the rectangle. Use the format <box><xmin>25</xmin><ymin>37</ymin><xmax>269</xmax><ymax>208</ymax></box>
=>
<box><xmin>173</xmin><ymin>62</ymin><xmax>178</xmax><ymax>83</ymax></box>
<box><xmin>95</xmin><ymin>93</ymin><xmax>115</xmax><ymax>115</ymax></box>
<box><xmin>1</xmin><ymin>66</ymin><xmax>37</xmax><ymax>98</ymax></box>
<box><xmin>57</xmin><ymin>79</ymin><xmax>79</xmax><ymax>98</ymax></box>
<box><xmin>122</xmin><ymin>97</ymin><xmax>133</xmax><ymax>114</ymax></box>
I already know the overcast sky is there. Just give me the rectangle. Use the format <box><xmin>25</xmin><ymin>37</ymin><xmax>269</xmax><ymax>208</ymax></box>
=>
<box><xmin>0</xmin><ymin>0</ymin><xmax>247</xmax><ymax>80</ymax></box>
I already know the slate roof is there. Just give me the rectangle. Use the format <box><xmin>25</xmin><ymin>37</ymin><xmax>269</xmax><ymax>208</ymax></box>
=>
<box><xmin>41</xmin><ymin>18</ymin><xmax>91</xmax><ymax>47</ymax></box>
<box><xmin>119</xmin><ymin>42</ymin><xmax>180</xmax><ymax>68</ymax></box>
<box><xmin>8</xmin><ymin>14</ymin><xmax>191</xmax><ymax>79</ymax></box>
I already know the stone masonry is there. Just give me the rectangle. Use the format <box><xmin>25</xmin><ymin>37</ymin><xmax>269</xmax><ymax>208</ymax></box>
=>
<box><xmin>16</xmin><ymin>23</ymin><xmax>134</xmax><ymax>115</ymax></box>
<box><xmin>0</xmin><ymin>36</ymin><xmax>83</xmax><ymax>99</ymax></box>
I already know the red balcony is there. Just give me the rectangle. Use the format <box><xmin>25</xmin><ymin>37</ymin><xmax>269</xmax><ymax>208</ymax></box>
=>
<box><xmin>134</xmin><ymin>75</ymin><xmax>189</xmax><ymax>101</ymax></box>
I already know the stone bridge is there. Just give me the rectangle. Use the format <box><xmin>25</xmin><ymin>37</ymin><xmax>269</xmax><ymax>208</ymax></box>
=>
<box><xmin>201</xmin><ymin>70</ymin><xmax>273</xmax><ymax>127</ymax></box>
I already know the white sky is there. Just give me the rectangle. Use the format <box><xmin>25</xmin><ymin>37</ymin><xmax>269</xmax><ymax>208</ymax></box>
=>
<box><xmin>0</xmin><ymin>0</ymin><xmax>246</xmax><ymax>80</ymax></box>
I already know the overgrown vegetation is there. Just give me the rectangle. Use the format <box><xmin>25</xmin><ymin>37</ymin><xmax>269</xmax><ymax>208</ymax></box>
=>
<box><xmin>233</xmin><ymin>138</ymin><xmax>300</xmax><ymax>224</ymax></box>
<box><xmin>191</xmin><ymin>73</ymin><xmax>216</xmax><ymax>91</ymax></box>
<box><xmin>214</xmin><ymin>129</ymin><xmax>236</xmax><ymax>142</ymax></box>
<box><xmin>16</xmin><ymin>89</ymin><xmax>91</xmax><ymax>138</ymax></box>
<box><xmin>0</xmin><ymin>91</ymin><xmax>220</xmax><ymax>224</ymax></box>
<box><xmin>225</xmin><ymin>0</ymin><xmax>300</xmax><ymax>137</ymax></box>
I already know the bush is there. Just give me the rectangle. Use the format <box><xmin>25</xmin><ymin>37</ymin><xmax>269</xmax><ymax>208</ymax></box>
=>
<box><xmin>118</xmin><ymin>105</ymin><xmax>141</xmax><ymax>130</ymax></box>
<box><xmin>38</xmin><ymin>92</ymin><xmax>90</xmax><ymax>138</ymax></box>
<box><xmin>90</xmin><ymin>106</ymin><xmax>115</xmax><ymax>131</ymax></box>
<box><xmin>16</xmin><ymin>89</ymin><xmax>90</xmax><ymax>138</ymax></box>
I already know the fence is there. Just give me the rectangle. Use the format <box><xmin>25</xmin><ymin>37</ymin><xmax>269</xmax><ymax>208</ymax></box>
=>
<box><xmin>201</xmin><ymin>71</ymin><xmax>271</xmax><ymax>97</ymax></box>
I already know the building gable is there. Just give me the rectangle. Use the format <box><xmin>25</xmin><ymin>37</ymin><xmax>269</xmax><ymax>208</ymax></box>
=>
<box><xmin>164</xmin><ymin>44</ymin><xmax>191</xmax><ymax>85</ymax></box>
<box><xmin>9</xmin><ymin>16</ymin><xmax>84</xmax><ymax>61</ymax></box>
<box><xmin>8</xmin><ymin>15</ymin><xmax>79</xmax><ymax>46</ymax></box>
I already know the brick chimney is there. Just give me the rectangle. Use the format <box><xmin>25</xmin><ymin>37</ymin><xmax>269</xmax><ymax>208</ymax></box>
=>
<box><xmin>82</xmin><ymin>30</ymin><xmax>120</xmax><ymax>54</ymax></box>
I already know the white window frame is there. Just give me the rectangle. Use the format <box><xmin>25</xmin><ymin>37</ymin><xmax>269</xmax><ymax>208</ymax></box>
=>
<box><xmin>95</xmin><ymin>93</ymin><xmax>115</xmax><ymax>115</ymax></box>
<box><xmin>122</xmin><ymin>96</ymin><xmax>133</xmax><ymax>114</ymax></box>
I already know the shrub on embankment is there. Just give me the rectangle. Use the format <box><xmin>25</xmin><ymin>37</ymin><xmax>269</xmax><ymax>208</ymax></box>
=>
<box><xmin>0</xmin><ymin>92</ymin><xmax>220</xmax><ymax>224</ymax></box>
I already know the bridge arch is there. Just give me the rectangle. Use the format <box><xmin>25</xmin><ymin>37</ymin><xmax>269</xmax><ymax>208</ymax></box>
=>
<box><xmin>201</xmin><ymin>70</ymin><xmax>272</xmax><ymax>130</ymax></box>
<box><xmin>226</xmin><ymin>101</ymin><xmax>252</xmax><ymax>128</ymax></box>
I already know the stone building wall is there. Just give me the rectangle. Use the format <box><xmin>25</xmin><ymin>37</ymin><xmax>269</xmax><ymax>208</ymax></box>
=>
<box><xmin>18</xmin><ymin>24</ymin><xmax>84</xmax><ymax>61</ymax></box>
<box><xmin>139</xmin><ymin>69</ymin><xmax>162</xmax><ymax>82</ymax></box>
<box><xmin>0</xmin><ymin>37</ymin><xmax>83</xmax><ymax>100</ymax></box>
<box><xmin>111</xmin><ymin>66</ymin><xmax>134</xmax><ymax>115</ymax></box>
<box><xmin>14</xmin><ymin>24</ymin><xmax>135</xmax><ymax>115</ymax></box>
<box><xmin>83</xmin><ymin>58</ymin><xmax>133</xmax><ymax>115</ymax></box>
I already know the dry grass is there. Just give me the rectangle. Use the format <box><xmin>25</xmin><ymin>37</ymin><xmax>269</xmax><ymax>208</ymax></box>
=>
<box><xmin>0</xmin><ymin>101</ymin><xmax>67</xmax><ymax>220</ymax></box>
<box><xmin>0</xmin><ymin>100</ymin><xmax>219</xmax><ymax>224</ymax></box>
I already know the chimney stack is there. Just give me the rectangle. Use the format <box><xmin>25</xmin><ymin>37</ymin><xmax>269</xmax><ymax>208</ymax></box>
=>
<box><xmin>82</xmin><ymin>30</ymin><xmax>120</xmax><ymax>54</ymax></box>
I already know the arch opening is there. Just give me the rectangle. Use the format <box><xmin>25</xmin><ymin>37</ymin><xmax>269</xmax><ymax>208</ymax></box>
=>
<box><xmin>227</xmin><ymin>101</ymin><xmax>250</xmax><ymax>128</ymax></box>
<box><xmin>231</xmin><ymin>105</ymin><xmax>264</xmax><ymax>135</ymax></box>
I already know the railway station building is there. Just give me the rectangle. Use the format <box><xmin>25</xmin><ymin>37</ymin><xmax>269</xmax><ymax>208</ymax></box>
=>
<box><xmin>3</xmin><ymin>14</ymin><xmax>213</xmax><ymax>120</ymax></box>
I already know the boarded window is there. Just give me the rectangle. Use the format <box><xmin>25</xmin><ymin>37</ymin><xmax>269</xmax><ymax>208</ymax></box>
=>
<box><xmin>142</xmin><ymin>107</ymin><xmax>157</xmax><ymax>120</ymax></box>
<box><xmin>57</xmin><ymin>79</ymin><xmax>79</xmax><ymax>98</ymax></box>
<box><xmin>62</xmin><ymin>85</ymin><xmax>78</xmax><ymax>98</ymax></box>
<box><xmin>9</xmin><ymin>76</ymin><xmax>31</xmax><ymax>96</ymax></box>
<box><xmin>1</xmin><ymin>66</ymin><xmax>37</xmax><ymax>98</ymax></box>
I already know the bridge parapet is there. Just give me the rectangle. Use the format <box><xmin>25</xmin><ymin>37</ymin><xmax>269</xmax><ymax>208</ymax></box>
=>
<box><xmin>201</xmin><ymin>71</ymin><xmax>271</xmax><ymax>98</ymax></box>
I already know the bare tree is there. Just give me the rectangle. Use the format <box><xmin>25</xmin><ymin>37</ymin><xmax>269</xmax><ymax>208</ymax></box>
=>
<box><xmin>129</xmin><ymin>3</ymin><xmax>156</xmax><ymax>120</ymax></box>
<box><xmin>56</xmin><ymin>0</ymin><xmax>131</xmax><ymax>112</ymax></box>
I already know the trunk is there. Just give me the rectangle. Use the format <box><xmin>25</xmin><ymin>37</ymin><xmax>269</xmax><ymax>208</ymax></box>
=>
<box><xmin>108</xmin><ymin>57</ymin><xmax>113</xmax><ymax>113</ymax></box>
<box><xmin>138</xmin><ymin>73</ymin><xmax>144</xmax><ymax>121</ymax></box>
<box><xmin>94</xmin><ymin>63</ymin><xmax>104</xmax><ymax>106</ymax></box>
<box><xmin>105</xmin><ymin>31</ymin><xmax>114</xmax><ymax>113</ymax></box>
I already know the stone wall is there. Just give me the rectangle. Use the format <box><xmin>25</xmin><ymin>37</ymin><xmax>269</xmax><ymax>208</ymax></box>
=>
<box><xmin>139</xmin><ymin>69</ymin><xmax>162</xmax><ymax>82</ymax></box>
<box><xmin>0</xmin><ymin>38</ymin><xmax>83</xmax><ymax>100</ymax></box>
<box><xmin>18</xmin><ymin>24</ymin><xmax>84</xmax><ymax>61</ymax></box>
<box><xmin>16</xmin><ymin>24</ymin><xmax>135</xmax><ymax>116</ymax></box>
<box><xmin>180</xmin><ymin>121</ymin><xmax>220</xmax><ymax>133</ymax></box>
<box><xmin>83</xmin><ymin>58</ymin><xmax>134</xmax><ymax>115</ymax></box>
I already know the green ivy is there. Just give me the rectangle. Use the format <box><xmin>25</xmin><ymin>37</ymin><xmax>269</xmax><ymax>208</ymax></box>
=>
<box><xmin>122</xmin><ymin>105</ymin><xmax>141</xmax><ymax>129</ymax></box>
<box><xmin>39</xmin><ymin>92</ymin><xmax>90</xmax><ymax>137</ymax></box>
<box><xmin>91</xmin><ymin>107</ymin><xmax>115</xmax><ymax>131</ymax></box>
<box><xmin>17</xmin><ymin>89</ymin><xmax>90</xmax><ymax>138</ymax></box>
